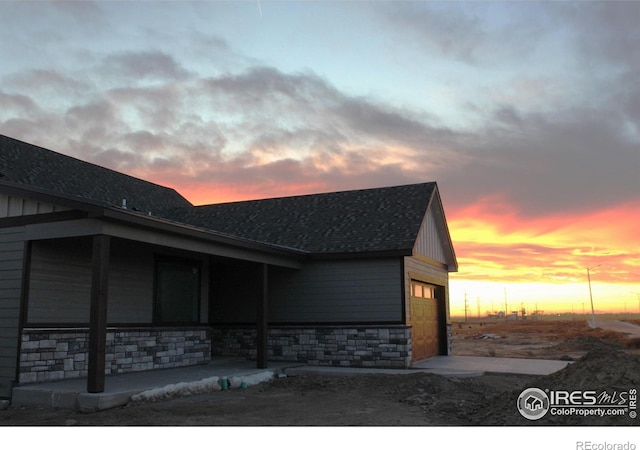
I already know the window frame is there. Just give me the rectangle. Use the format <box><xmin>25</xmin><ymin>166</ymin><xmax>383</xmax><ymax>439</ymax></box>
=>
<box><xmin>153</xmin><ymin>255</ymin><xmax>202</xmax><ymax>325</ymax></box>
<box><xmin>411</xmin><ymin>280</ymin><xmax>435</xmax><ymax>299</ymax></box>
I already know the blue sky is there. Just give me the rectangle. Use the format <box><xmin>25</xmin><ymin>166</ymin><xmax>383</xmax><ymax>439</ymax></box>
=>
<box><xmin>1</xmin><ymin>1</ymin><xmax>638</xmax><ymax>313</ymax></box>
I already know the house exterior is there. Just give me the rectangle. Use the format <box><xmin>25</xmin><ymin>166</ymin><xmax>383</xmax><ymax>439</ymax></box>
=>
<box><xmin>0</xmin><ymin>134</ymin><xmax>457</xmax><ymax>401</ymax></box>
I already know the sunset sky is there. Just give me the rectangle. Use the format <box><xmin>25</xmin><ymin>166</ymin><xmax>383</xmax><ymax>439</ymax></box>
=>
<box><xmin>0</xmin><ymin>1</ymin><xmax>638</xmax><ymax>316</ymax></box>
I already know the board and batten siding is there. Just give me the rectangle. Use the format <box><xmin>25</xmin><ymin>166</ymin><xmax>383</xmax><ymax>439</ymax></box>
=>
<box><xmin>403</xmin><ymin>255</ymin><xmax>450</xmax><ymax>324</ymax></box>
<box><xmin>0</xmin><ymin>226</ymin><xmax>26</xmax><ymax>398</ymax></box>
<box><xmin>0</xmin><ymin>193</ymin><xmax>69</xmax><ymax>218</ymax></box>
<box><xmin>413</xmin><ymin>206</ymin><xmax>447</xmax><ymax>265</ymax></box>
<box><xmin>268</xmin><ymin>258</ymin><xmax>403</xmax><ymax>323</ymax></box>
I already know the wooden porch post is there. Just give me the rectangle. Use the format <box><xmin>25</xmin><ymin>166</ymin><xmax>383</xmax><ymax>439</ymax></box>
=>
<box><xmin>256</xmin><ymin>263</ymin><xmax>268</xmax><ymax>369</ymax></box>
<box><xmin>87</xmin><ymin>235</ymin><xmax>110</xmax><ymax>393</ymax></box>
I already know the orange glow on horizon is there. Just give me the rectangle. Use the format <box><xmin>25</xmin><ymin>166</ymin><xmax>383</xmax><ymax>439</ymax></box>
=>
<box><xmin>181</xmin><ymin>185</ymin><xmax>259</xmax><ymax>206</ymax></box>
<box><xmin>449</xmin><ymin>197</ymin><xmax>640</xmax><ymax>315</ymax></box>
<box><xmin>180</xmin><ymin>182</ymin><xmax>334</xmax><ymax>206</ymax></box>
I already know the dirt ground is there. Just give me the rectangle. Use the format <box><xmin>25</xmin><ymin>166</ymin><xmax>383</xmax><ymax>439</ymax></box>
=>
<box><xmin>450</xmin><ymin>318</ymin><xmax>640</xmax><ymax>360</ymax></box>
<box><xmin>2</xmin><ymin>319</ymin><xmax>639</xmax><ymax>426</ymax></box>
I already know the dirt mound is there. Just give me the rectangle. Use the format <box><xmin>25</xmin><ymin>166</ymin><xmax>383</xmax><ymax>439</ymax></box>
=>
<box><xmin>390</xmin><ymin>373</ymin><xmax>517</xmax><ymax>425</ymax></box>
<box><xmin>553</xmin><ymin>335</ymin><xmax>626</xmax><ymax>352</ymax></box>
<box><xmin>542</xmin><ymin>348</ymin><xmax>640</xmax><ymax>391</ymax></box>
<box><xmin>270</xmin><ymin>371</ymin><xmax>537</xmax><ymax>426</ymax></box>
<box><xmin>478</xmin><ymin>348</ymin><xmax>640</xmax><ymax>426</ymax></box>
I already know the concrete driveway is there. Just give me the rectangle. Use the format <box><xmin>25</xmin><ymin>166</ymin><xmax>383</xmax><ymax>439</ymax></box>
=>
<box><xmin>591</xmin><ymin>319</ymin><xmax>640</xmax><ymax>338</ymax></box>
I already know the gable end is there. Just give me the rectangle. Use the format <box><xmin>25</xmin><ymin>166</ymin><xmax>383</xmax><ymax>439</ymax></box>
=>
<box><xmin>412</xmin><ymin>187</ymin><xmax>458</xmax><ymax>272</ymax></box>
<box><xmin>0</xmin><ymin>192</ymin><xmax>70</xmax><ymax>218</ymax></box>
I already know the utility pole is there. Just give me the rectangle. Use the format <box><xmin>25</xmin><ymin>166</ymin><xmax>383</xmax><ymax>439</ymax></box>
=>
<box><xmin>632</xmin><ymin>292</ymin><xmax>640</xmax><ymax>315</ymax></box>
<box><xmin>477</xmin><ymin>297</ymin><xmax>481</xmax><ymax>319</ymax></box>
<box><xmin>504</xmin><ymin>288</ymin><xmax>508</xmax><ymax>318</ymax></box>
<box><xmin>464</xmin><ymin>290</ymin><xmax>469</xmax><ymax>323</ymax></box>
<box><xmin>587</xmin><ymin>264</ymin><xmax>601</xmax><ymax>327</ymax></box>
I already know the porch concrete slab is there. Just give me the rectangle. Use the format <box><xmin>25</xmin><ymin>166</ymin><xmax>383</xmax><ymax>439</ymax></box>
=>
<box><xmin>10</xmin><ymin>355</ymin><xmax>572</xmax><ymax>412</ymax></box>
<box><xmin>11</xmin><ymin>358</ymin><xmax>300</xmax><ymax>412</ymax></box>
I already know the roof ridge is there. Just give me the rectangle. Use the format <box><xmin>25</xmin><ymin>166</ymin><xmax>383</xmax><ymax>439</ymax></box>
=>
<box><xmin>195</xmin><ymin>181</ymin><xmax>436</xmax><ymax>208</ymax></box>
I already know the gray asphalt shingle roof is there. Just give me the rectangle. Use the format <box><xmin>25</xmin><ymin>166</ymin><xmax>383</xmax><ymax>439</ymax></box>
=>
<box><xmin>1</xmin><ymin>134</ymin><xmax>439</xmax><ymax>256</ymax></box>
<box><xmin>164</xmin><ymin>183</ymin><xmax>436</xmax><ymax>254</ymax></box>
<box><xmin>0</xmin><ymin>135</ymin><xmax>192</xmax><ymax>213</ymax></box>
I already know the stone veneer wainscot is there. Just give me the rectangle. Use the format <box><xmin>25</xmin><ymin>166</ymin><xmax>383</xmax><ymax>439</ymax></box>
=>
<box><xmin>19</xmin><ymin>327</ymin><xmax>211</xmax><ymax>384</ymax></box>
<box><xmin>212</xmin><ymin>325</ymin><xmax>413</xmax><ymax>368</ymax></box>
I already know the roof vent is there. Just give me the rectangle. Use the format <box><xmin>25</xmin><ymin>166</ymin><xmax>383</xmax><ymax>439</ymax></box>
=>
<box><xmin>122</xmin><ymin>199</ymin><xmax>127</xmax><ymax>209</ymax></box>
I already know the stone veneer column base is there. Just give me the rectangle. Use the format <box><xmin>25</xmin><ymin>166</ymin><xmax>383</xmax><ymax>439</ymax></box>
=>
<box><xmin>212</xmin><ymin>325</ymin><xmax>412</xmax><ymax>369</ymax></box>
<box><xmin>19</xmin><ymin>327</ymin><xmax>211</xmax><ymax>384</ymax></box>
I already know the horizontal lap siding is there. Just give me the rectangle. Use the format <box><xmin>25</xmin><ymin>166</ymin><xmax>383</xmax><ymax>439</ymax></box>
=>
<box><xmin>27</xmin><ymin>237</ymin><xmax>92</xmax><ymax>323</ymax></box>
<box><xmin>0</xmin><ymin>227</ymin><xmax>25</xmax><ymax>397</ymax></box>
<box><xmin>269</xmin><ymin>258</ymin><xmax>402</xmax><ymax>323</ymax></box>
<box><xmin>107</xmin><ymin>242</ymin><xmax>154</xmax><ymax>323</ymax></box>
<box><xmin>27</xmin><ymin>238</ymin><xmax>154</xmax><ymax>324</ymax></box>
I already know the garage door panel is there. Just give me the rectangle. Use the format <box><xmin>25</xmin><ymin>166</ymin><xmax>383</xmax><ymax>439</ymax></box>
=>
<box><xmin>410</xmin><ymin>281</ymin><xmax>440</xmax><ymax>362</ymax></box>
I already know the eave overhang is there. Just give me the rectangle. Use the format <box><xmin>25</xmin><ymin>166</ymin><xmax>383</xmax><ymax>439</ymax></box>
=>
<box><xmin>1</xmin><ymin>180</ymin><xmax>307</xmax><ymax>268</ymax></box>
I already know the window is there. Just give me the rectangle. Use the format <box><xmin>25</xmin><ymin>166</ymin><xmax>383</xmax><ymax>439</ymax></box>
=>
<box><xmin>411</xmin><ymin>281</ymin><xmax>435</xmax><ymax>299</ymax></box>
<box><xmin>154</xmin><ymin>256</ymin><xmax>201</xmax><ymax>324</ymax></box>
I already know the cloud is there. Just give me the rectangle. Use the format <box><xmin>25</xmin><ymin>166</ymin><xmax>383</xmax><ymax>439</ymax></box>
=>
<box><xmin>440</xmin><ymin>104</ymin><xmax>640</xmax><ymax>217</ymax></box>
<box><xmin>3</xmin><ymin>69</ymin><xmax>91</xmax><ymax>99</ymax></box>
<box><xmin>0</xmin><ymin>91</ymin><xmax>39</xmax><ymax>116</ymax></box>
<box><xmin>198</xmin><ymin>66</ymin><xmax>454</xmax><ymax>162</ymax></box>
<box><xmin>66</xmin><ymin>100</ymin><xmax>118</xmax><ymax>128</ymax></box>
<box><xmin>455</xmin><ymin>239</ymin><xmax>639</xmax><ymax>285</ymax></box>
<box><xmin>565</xmin><ymin>2</ymin><xmax>640</xmax><ymax>72</ymax></box>
<box><xmin>449</xmin><ymin>198</ymin><xmax>640</xmax><ymax>285</ymax></box>
<box><xmin>376</xmin><ymin>2</ymin><xmax>545</xmax><ymax>66</ymax></box>
<box><xmin>1</xmin><ymin>59</ymin><xmax>636</xmax><ymax>221</ymax></box>
<box><xmin>369</xmin><ymin>1</ymin><xmax>639</xmax><ymax>215</ymax></box>
<box><xmin>107</xmin><ymin>84</ymin><xmax>187</xmax><ymax>131</ymax></box>
<box><xmin>101</xmin><ymin>51</ymin><xmax>192</xmax><ymax>82</ymax></box>
<box><xmin>560</xmin><ymin>3</ymin><xmax>640</xmax><ymax>146</ymax></box>
<box><xmin>0</xmin><ymin>4</ymin><xmax>636</xmax><ymax>223</ymax></box>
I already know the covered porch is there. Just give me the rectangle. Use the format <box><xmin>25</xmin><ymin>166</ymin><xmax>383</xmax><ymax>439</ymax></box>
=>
<box><xmin>18</xmin><ymin>212</ymin><xmax>305</xmax><ymax>393</ymax></box>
